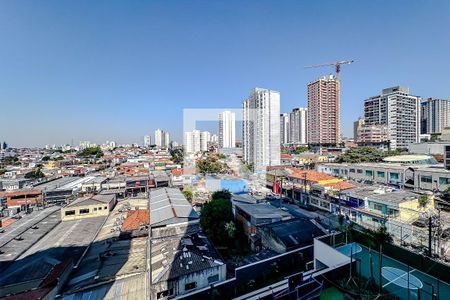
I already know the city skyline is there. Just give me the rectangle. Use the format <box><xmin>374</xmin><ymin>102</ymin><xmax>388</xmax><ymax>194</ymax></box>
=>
<box><xmin>1</xmin><ymin>1</ymin><xmax>450</xmax><ymax>147</ymax></box>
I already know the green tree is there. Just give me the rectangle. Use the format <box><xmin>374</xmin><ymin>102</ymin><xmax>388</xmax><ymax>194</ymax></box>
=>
<box><xmin>200</xmin><ymin>190</ymin><xmax>234</xmax><ymax>246</ymax></box>
<box><xmin>170</xmin><ymin>148</ymin><xmax>184</xmax><ymax>165</ymax></box>
<box><xmin>42</xmin><ymin>156</ymin><xmax>50</xmax><ymax>161</ymax></box>
<box><xmin>364</xmin><ymin>225</ymin><xmax>393</xmax><ymax>248</ymax></box>
<box><xmin>418</xmin><ymin>195</ymin><xmax>430</xmax><ymax>208</ymax></box>
<box><xmin>77</xmin><ymin>146</ymin><xmax>103</xmax><ymax>157</ymax></box>
<box><xmin>211</xmin><ymin>190</ymin><xmax>232</xmax><ymax>201</ymax></box>
<box><xmin>337</xmin><ymin>147</ymin><xmax>388</xmax><ymax>163</ymax></box>
<box><xmin>24</xmin><ymin>168</ymin><xmax>45</xmax><ymax>179</ymax></box>
<box><xmin>294</xmin><ymin>147</ymin><xmax>309</xmax><ymax>154</ymax></box>
<box><xmin>224</xmin><ymin>221</ymin><xmax>236</xmax><ymax>239</ymax></box>
<box><xmin>0</xmin><ymin>168</ymin><xmax>6</xmax><ymax>176</ymax></box>
<box><xmin>182</xmin><ymin>189</ymin><xmax>193</xmax><ymax>203</ymax></box>
<box><xmin>197</xmin><ymin>157</ymin><xmax>226</xmax><ymax>174</ymax></box>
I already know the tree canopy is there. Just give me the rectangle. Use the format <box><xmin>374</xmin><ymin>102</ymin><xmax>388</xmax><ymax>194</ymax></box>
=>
<box><xmin>170</xmin><ymin>148</ymin><xmax>184</xmax><ymax>165</ymax></box>
<box><xmin>24</xmin><ymin>168</ymin><xmax>45</xmax><ymax>179</ymax></box>
<box><xmin>200</xmin><ymin>190</ymin><xmax>234</xmax><ymax>245</ymax></box>
<box><xmin>336</xmin><ymin>147</ymin><xmax>404</xmax><ymax>163</ymax></box>
<box><xmin>77</xmin><ymin>146</ymin><xmax>103</xmax><ymax>158</ymax></box>
<box><xmin>197</xmin><ymin>157</ymin><xmax>227</xmax><ymax>174</ymax></box>
<box><xmin>182</xmin><ymin>189</ymin><xmax>193</xmax><ymax>203</ymax></box>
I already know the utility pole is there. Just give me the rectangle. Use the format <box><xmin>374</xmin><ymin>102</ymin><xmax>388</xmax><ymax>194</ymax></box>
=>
<box><xmin>428</xmin><ymin>216</ymin><xmax>433</xmax><ymax>257</ymax></box>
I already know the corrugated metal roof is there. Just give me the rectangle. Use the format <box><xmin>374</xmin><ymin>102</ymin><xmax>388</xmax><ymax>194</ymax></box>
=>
<box><xmin>149</xmin><ymin>188</ymin><xmax>198</xmax><ymax>225</ymax></box>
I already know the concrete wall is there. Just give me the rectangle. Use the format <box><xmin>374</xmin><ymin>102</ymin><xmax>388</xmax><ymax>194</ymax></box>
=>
<box><xmin>313</xmin><ymin>238</ymin><xmax>349</xmax><ymax>270</ymax></box>
<box><xmin>151</xmin><ymin>264</ymin><xmax>226</xmax><ymax>299</ymax></box>
<box><xmin>61</xmin><ymin>203</ymin><xmax>110</xmax><ymax>221</ymax></box>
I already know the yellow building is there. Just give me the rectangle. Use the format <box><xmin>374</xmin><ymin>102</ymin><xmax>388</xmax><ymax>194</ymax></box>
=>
<box><xmin>46</xmin><ymin>160</ymin><xmax>59</xmax><ymax>169</ymax></box>
<box><xmin>61</xmin><ymin>194</ymin><xmax>116</xmax><ymax>221</ymax></box>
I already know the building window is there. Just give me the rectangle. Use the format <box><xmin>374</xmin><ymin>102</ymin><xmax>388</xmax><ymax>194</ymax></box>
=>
<box><xmin>185</xmin><ymin>282</ymin><xmax>197</xmax><ymax>291</ymax></box>
<box><xmin>357</xmin><ymin>169</ymin><xmax>363</xmax><ymax>174</ymax></box>
<box><xmin>99</xmin><ymin>207</ymin><xmax>102</xmax><ymax>210</ymax></box>
<box><xmin>350</xmin><ymin>169</ymin><xmax>355</xmax><ymax>173</ymax></box>
<box><xmin>94</xmin><ymin>207</ymin><xmax>97</xmax><ymax>211</ymax></box>
<box><xmin>388</xmin><ymin>209</ymin><xmax>399</xmax><ymax>217</ymax></box>
<box><xmin>104</xmin><ymin>206</ymin><xmax>107</xmax><ymax>210</ymax></box>
<box><xmin>79</xmin><ymin>208</ymin><xmax>90</xmax><ymax>214</ymax></box>
<box><xmin>373</xmin><ymin>203</ymin><xmax>383</xmax><ymax>211</ymax></box>
<box><xmin>439</xmin><ymin>177</ymin><xmax>450</xmax><ymax>185</ymax></box>
<box><xmin>208</xmin><ymin>274</ymin><xmax>219</xmax><ymax>284</ymax></box>
<box><xmin>390</xmin><ymin>172</ymin><xmax>399</xmax><ymax>180</ymax></box>
<box><xmin>366</xmin><ymin>170</ymin><xmax>373</xmax><ymax>177</ymax></box>
<box><xmin>420</xmin><ymin>175</ymin><xmax>432</xmax><ymax>183</ymax></box>
<box><xmin>65</xmin><ymin>210</ymin><xmax>75</xmax><ymax>216</ymax></box>
<box><xmin>377</xmin><ymin>171</ymin><xmax>385</xmax><ymax>178</ymax></box>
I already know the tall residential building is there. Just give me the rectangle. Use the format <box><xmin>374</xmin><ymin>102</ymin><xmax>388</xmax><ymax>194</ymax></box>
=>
<box><xmin>218</xmin><ymin>111</ymin><xmax>236</xmax><ymax>148</ymax></box>
<box><xmin>289</xmin><ymin>108</ymin><xmax>308</xmax><ymax>145</ymax></box>
<box><xmin>421</xmin><ymin>98</ymin><xmax>450</xmax><ymax>134</ymax></box>
<box><xmin>165</xmin><ymin>132</ymin><xmax>170</xmax><ymax>148</ymax></box>
<box><xmin>364</xmin><ymin>86</ymin><xmax>420</xmax><ymax>149</ymax></box>
<box><xmin>155</xmin><ymin>129</ymin><xmax>170</xmax><ymax>148</ymax></box>
<box><xmin>353</xmin><ymin>117</ymin><xmax>364</xmax><ymax>141</ymax></box>
<box><xmin>243</xmin><ymin>88</ymin><xmax>280</xmax><ymax>170</ymax></box>
<box><xmin>144</xmin><ymin>135</ymin><xmax>152</xmax><ymax>147</ymax></box>
<box><xmin>210</xmin><ymin>134</ymin><xmax>219</xmax><ymax>143</ymax></box>
<box><xmin>307</xmin><ymin>75</ymin><xmax>340</xmax><ymax>146</ymax></box>
<box><xmin>280</xmin><ymin>113</ymin><xmax>290</xmax><ymax>145</ymax></box>
<box><xmin>184</xmin><ymin>130</ymin><xmax>210</xmax><ymax>154</ymax></box>
<box><xmin>200</xmin><ymin>131</ymin><xmax>211</xmax><ymax>151</ymax></box>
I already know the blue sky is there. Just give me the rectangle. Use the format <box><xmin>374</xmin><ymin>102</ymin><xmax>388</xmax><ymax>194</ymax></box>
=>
<box><xmin>1</xmin><ymin>0</ymin><xmax>449</xmax><ymax>147</ymax></box>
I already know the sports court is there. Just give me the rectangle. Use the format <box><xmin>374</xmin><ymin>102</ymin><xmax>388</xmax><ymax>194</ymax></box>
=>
<box><xmin>337</xmin><ymin>242</ymin><xmax>450</xmax><ymax>299</ymax></box>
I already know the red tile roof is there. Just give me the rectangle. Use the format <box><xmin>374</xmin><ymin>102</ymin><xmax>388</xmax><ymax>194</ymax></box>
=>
<box><xmin>289</xmin><ymin>170</ymin><xmax>336</xmax><ymax>182</ymax></box>
<box><xmin>171</xmin><ymin>169</ymin><xmax>183</xmax><ymax>176</ymax></box>
<box><xmin>324</xmin><ymin>181</ymin><xmax>355</xmax><ymax>190</ymax></box>
<box><xmin>121</xmin><ymin>209</ymin><xmax>150</xmax><ymax>231</ymax></box>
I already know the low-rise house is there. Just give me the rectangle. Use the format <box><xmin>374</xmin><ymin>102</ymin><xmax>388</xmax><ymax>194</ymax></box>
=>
<box><xmin>233</xmin><ymin>201</ymin><xmax>292</xmax><ymax>236</ymax></box>
<box><xmin>80</xmin><ymin>177</ymin><xmax>107</xmax><ymax>193</ymax></box>
<box><xmin>150</xmin><ymin>232</ymin><xmax>226</xmax><ymax>299</ymax></box>
<box><xmin>61</xmin><ymin>194</ymin><xmax>116</xmax><ymax>221</ymax></box>
<box><xmin>318</xmin><ymin>155</ymin><xmax>450</xmax><ymax>192</ymax></box>
<box><xmin>339</xmin><ymin>186</ymin><xmax>434</xmax><ymax>228</ymax></box>
<box><xmin>0</xmin><ymin>190</ymin><xmax>43</xmax><ymax>210</ymax></box>
<box><xmin>170</xmin><ymin>169</ymin><xmax>183</xmax><ymax>187</ymax></box>
<box><xmin>259</xmin><ymin>218</ymin><xmax>325</xmax><ymax>253</ymax></box>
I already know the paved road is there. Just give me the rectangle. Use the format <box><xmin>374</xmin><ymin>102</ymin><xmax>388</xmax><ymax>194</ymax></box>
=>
<box><xmin>0</xmin><ymin>206</ymin><xmax>60</xmax><ymax>247</ymax></box>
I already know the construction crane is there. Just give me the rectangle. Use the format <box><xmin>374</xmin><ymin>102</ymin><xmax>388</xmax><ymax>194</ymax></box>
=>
<box><xmin>304</xmin><ymin>60</ymin><xmax>354</xmax><ymax>81</ymax></box>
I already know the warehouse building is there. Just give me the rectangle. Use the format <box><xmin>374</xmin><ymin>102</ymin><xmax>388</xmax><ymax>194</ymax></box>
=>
<box><xmin>61</xmin><ymin>194</ymin><xmax>116</xmax><ymax>221</ymax></box>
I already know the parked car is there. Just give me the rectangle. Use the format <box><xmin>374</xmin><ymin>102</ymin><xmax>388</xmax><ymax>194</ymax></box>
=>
<box><xmin>412</xmin><ymin>218</ymin><xmax>427</xmax><ymax>228</ymax></box>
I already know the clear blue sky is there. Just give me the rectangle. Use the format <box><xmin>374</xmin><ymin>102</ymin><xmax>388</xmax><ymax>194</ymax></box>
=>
<box><xmin>1</xmin><ymin>0</ymin><xmax>449</xmax><ymax>147</ymax></box>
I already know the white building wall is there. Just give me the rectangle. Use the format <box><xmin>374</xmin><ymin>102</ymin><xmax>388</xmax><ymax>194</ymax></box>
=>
<box><xmin>243</xmin><ymin>88</ymin><xmax>280</xmax><ymax>170</ymax></box>
<box><xmin>219</xmin><ymin>111</ymin><xmax>236</xmax><ymax>148</ymax></box>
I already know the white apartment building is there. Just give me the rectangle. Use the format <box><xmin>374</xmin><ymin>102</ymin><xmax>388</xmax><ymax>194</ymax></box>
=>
<box><xmin>155</xmin><ymin>129</ymin><xmax>170</xmax><ymax>148</ymax></box>
<box><xmin>421</xmin><ymin>98</ymin><xmax>450</xmax><ymax>134</ymax></box>
<box><xmin>184</xmin><ymin>130</ymin><xmax>210</xmax><ymax>154</ymax></box>
<box><xmin>144</xmin><ymin>135</ymin><xmax>152</xmax><ymax>147</ymax></box>
<box><xmin>210</xmin><ymin>134</ymin><xmax>219</xmax><ymax>143</ymax></box>
<box><xmin>200</xmin><ymin>131</ymin><xmax>211</xmax><ymax>151</ymax></box>
<box><xmin>218</xmin><ymin>111</ymin><xmax>236</xmax><ymax>148</ymax></box>
<box><xmin>280</xmin><ymin>113</ymin><xmax>290</xmax><ymax>145</ymax></box>
<box><xmin>289</xmin><ymin>107</ymin><xmax>307</xmax><ymax>145</ymax></box>
<box><xmin>364</xmin><ymin>86</ymin><xmax>421</xmax><ymax>150</ymax></box>
<box><xmin>243</xmin><ymin>88</ymin><xmax>280</xmax><ymax>170</ymax></box>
